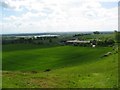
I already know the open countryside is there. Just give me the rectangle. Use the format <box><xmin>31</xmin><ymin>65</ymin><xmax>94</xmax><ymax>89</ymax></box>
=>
<box><xmin>2</xmin><ymin>31</ymin><xmax>119</xmax><ymax>88</ymax></box>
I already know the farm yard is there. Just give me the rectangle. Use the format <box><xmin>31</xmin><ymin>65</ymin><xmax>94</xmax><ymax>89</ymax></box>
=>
<box><xmin>2</xmin><ymin>31</ymin><xmax>119</xmax><ymax>88</ymax></box>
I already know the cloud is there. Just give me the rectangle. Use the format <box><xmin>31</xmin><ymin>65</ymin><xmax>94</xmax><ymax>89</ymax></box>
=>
<box><xmin>0</xmin><ymin>1</ymin><xmax>13</xmax><ymax>9</ymax></box>
<box><xmin>1</xmin><ymin>0</ymin><xmax>118</xmax><ymax>34</ymax></box>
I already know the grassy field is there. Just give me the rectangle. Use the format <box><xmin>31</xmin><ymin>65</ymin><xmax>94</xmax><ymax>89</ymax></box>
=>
<box><xmin>2</xmin><ymin>44</ymin><xmax>118</xmax><ymax>88</ymax></box>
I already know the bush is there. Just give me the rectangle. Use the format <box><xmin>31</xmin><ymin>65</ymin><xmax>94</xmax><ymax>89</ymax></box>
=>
<box><xmin>44</xmin><ymin>69</ymin><xmax>51</xmax><ymax>72</ymax></box>
<box><xmin>97</xmin><ymin>39</ymin><xmax>115</xmax><ymax>47</ymax></box>
<box><xmin>93</xmin><ymin>31</ymin><xmax>100</xmax><ymax>34</ymax></box>
<box><xmin>31</xmin><ymin>71</ymin><xmax>38</xmax><ymax>74</ymax></box>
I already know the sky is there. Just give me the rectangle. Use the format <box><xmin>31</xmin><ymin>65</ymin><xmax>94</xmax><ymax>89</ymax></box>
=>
<box><xmin>0</xmin><ymin>0</ymin><xmax>118</xmax><ymax>34</ymax></box>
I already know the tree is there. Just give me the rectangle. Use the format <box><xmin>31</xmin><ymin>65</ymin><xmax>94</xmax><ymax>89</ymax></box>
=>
<box><xmin>91</xmin><ymin>39</ymin><xmax>97</xmax><ymax>45</ymax></box>
<box><xmin>114</xmin><ymin>30</ymin><xmax>120</xmax><ymax>43</ymax></box>
<box><xmin>106</xmin><ymin>39</ymin><xmax>115</xmax><ymax>46</ymax></box>
<box><xmin>93</xmin><ymin>31</ymin><xmax>100</xmax><ymax>34</ymax></box>
<box><xmin>49</xmin><ymin>38</ymin><xmax>52</xmax><ymax>43</ymax></box>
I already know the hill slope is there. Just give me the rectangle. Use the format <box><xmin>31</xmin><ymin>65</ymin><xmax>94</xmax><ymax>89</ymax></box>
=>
<box><xmin>2</xmin><ymin>44</ymin><xmax>118</xmax><ymax>88</ymax></box>
<box><xmin>3</xmin><ymin>44</ymin><xmax>112</xmax><ymax>71</ymax></box>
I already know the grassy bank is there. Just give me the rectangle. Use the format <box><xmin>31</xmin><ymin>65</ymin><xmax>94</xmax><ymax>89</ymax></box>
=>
<box><xmin>2</xmin><ymin>44</ymin><xmax>118</xmax><ymax>88</ymax></box>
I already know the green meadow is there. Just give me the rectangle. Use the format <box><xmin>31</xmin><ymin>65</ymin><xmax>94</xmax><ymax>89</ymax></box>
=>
<box><xmin>2</xmin><ymin>44</ymin><xmax>118</xmax><ymax>88</ymax></box>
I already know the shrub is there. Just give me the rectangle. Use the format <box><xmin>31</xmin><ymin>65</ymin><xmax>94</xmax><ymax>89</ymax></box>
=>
<box><xmin>44</xmin><ymin>69</ymin><xmax>51</xmax><ymax>72</ymax></box>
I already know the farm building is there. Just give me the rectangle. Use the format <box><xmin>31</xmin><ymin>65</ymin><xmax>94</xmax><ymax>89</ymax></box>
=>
<box><xmin>66</xmin><ymin>40</ymin><xmax>90</xmax><ymax>43</ymax></box>
<box><xmin>66</xmin><ymin>39</ymin><xmax>91</xmax><ymax>46</ymax></box>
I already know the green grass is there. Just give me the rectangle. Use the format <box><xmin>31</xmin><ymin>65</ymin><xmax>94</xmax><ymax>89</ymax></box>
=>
<box><xmin>78</xmin><ymin>33</ymin><xmax>115</xmax><ymax>40</ymax></box>
<box><xmin>2</xmin><ymin>44</ymin><xmax>118</xmax><ymax>88</ymax></box>
<box><xmin>3</xmin><ymin>44</ymin><xmax>112</xmax><ymax>71</ymax></box>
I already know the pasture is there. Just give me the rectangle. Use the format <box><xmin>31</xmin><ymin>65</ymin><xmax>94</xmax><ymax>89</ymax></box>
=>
<box><xmin>2</xmin><ymin>44</ymin><xmax>118</xmax><ymax>88</ymax></box>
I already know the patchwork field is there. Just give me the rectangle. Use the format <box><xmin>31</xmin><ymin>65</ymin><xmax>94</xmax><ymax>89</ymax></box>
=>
<box><xmin>2</xmin><ymin>44</ymin><xmax>118</xmax><ymax>88</ymax></box>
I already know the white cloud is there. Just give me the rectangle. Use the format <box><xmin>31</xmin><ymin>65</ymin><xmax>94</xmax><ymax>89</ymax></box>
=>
<box><xmin>1</xmin><ymin>0</ymin><xmax>118</xmax><ymax>34</ymax></box>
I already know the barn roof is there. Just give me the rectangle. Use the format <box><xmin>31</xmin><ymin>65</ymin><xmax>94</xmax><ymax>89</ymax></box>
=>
<box><xmin>66</xmin><ymin>40</ymin><xmax>90</xmax><ymax>43</ymax></box>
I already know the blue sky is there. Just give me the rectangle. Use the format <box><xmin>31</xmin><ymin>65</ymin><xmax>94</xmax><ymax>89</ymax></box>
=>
<box><xmin>100</xmin><ymin>2</ymin><xmax>118</xmax><ymax>8</ymax></box>
<box><xmin>0</xmin><ymin>0</ymin><xmax>118</xmax><ymax>34</ymax></box>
